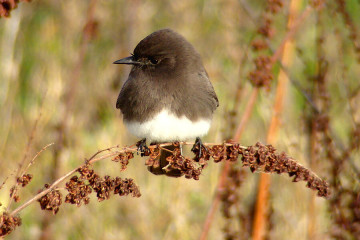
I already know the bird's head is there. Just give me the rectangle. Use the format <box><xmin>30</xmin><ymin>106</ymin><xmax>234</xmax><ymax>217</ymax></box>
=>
<box><xmin>113</xmin><ymin>29</ymin><xmax>203</xmax><ymax>76</ymax></box>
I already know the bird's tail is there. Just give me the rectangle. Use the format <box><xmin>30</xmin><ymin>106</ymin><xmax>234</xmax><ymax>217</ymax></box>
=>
<box><xmin>147</xmin><ymin>144</ymin><xmax>183</xmax><ymax>177</ymax></box>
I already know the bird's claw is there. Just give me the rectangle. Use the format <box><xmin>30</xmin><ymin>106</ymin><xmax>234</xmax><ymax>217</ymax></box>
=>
<box><xmin>191</xmin><ymin>137</ymin><xmax>207</xmax><ymax>159</ymax></box>
<box><xmin>136</xmin><ymin>138</ymin><xmax>149</xmax><ymax>157</ymax></box>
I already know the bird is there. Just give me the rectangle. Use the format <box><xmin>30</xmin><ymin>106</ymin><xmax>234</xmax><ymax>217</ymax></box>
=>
<box><xmin>113</xmin><ymin>28</ymin><xmax>218</xmax><ymax>177</ymax></box>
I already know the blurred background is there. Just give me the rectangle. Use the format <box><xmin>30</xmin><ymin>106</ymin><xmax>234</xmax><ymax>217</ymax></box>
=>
<box><xmin>0</xmin><ymin>0</ymin><xmax>359</xmax><ymax>239</ymax></box>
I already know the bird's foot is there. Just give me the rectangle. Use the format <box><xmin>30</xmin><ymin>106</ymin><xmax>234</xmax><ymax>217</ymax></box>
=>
<box><xmin>136</xmin><ymin>138</ymin><xmax>149</xmax><ymax>157</ymax></box>
<box><xmin>191</xmin><ymin>137</ymin><xmax>207</xmax><ymax>159</ymax></box>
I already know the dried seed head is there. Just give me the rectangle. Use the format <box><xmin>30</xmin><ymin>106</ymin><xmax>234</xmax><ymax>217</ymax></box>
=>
<box><xmin>251</xmin><ymin>39</ymin><xmax>269</xmax><ymax>51</ymax></box>
<box><xmin>165</xmin><ymin>148</ymin><xmax>203</xmax><ymax>180</ymax></box>
<box><xmin>258</xmin><ymin>18</ymin><xmax>274</xmax><ymax>38</ymax></box>
<box><xmin>114</xmin><ymin>177</ymin><xmax>141</xmax><ymax>198</ymax></box>
<box><xmin>9</xmin><ymin>186</ymin><xmax>16</xmax><ymax>198</ymax></box>
<box><xmin>240</xmin><ymin>142</ymin><xmax>331</xmax><ymax>197</ymax></box>
<box><xmin>17</xmin><ymin>174</ymin><xmax>33</xmax><ymax>187</ymax></box>
<box><xmin>65</xmin><ymin>176</ymin><xmax>92</xmax><ymax>207</ymax></box>
<box><xmin>112</xmin><ymin>152</ymin><xmax>134</xmax><ymax>171</ymax></box>
<box><xmin>77</xmin><ymin>165</ymin><xmax>141</xmax><ymax>201</ymax></box>
<box><xmin>209</xmin><ymin>145</ymin><xmax>227</xmax><ymax>162</ymax></box>
<box><xmin>89</xmin><ymin>174</ymin><xmax>112</xmax><ymax>202</ymax></box>
<box><xmin>145</xmin><ymin>146</ymin><xmax>161</xmax><ymax>167</ymax></box>
<box><xmin>266</xmin><ymin>0</ymin><xmax>284</xmax><ymax>14</ymax></box>
<box><xmin>37</xmin><ymin>185</ymin><xmax>63</xmax><ymax>215</ymax></box>
<box><xmin>220</xmin><ymin>167</ymin><xmax>245</xmax><ymax>218</ymax></box>
<box><xmin>227</xmin><ymin>144</ymin><xmax>241</xmax><ymax>162</ymax></box>
<box><xmin>13</xmin><ymin>196</ymin><xmax>20</xmax><ymax>203</ymax></box>
<box><xmin>249</xmin><ymin>55</ymin><xmax>273</xmax><ymax>89</ymax></box>
<box><xmin>77</xmin><ymin>165</ymin><xmax>95</xmax><ymax>180</ymax></box>
<box><xmin>9</xmin><ymin>186</ymin><xmax>20</xmax><ymax>203</ymax></box>
<box><xmin>0</xmin><ymin>0</ymin><xmax>30</xmax><ymax>18</ymax></box>
<box><xmin>0</xmin><ymin>212</ymin><xmax>22</xmax><ymax>237</ymax></box>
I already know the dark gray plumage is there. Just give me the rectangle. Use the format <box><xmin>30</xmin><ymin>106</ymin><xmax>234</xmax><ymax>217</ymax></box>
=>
<box><xmin>115</xmin><ymin>29</ymin><xmax>218</xmax><ymax>124</ymax></box>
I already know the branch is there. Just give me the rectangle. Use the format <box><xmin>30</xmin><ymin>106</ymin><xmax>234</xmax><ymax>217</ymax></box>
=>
<box><xmin>0</xmin><ymin>140</ymin><xmax>331</xmax><ymax>238</ymax></box>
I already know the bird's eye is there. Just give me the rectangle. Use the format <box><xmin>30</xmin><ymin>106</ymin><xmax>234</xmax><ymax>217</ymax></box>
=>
<box><xmin>149</xmin><ymin>57</ymin><xmax>159</xmax><ymax>65</ymax></box>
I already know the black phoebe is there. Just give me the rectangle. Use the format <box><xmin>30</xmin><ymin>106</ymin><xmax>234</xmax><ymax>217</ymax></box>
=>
<box><xmin>114</xmin><ymin>29</ymin><xmax>218</xmax><ymax>177</ymax></box>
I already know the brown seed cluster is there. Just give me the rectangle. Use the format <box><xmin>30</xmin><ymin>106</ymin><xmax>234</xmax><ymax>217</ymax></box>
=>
<box><xmin>208</xmin><ymin>145</ymin><xmax>227</xmax><ymax>163</ymax></box>
<box><xmin>16</xmin><ymin>174</ymin><xmax>33</xmax><ymax>187</ymax></box>
<box><xmin>257</xmin><ymin>18</ymin><xmax>274</xmax><ymax>38</ymax></box>
<box><xmin>143</xmin><ymin>142</ymin><xmax>330</xmax><ymax>197</ymax></box>
<box><xmin>37</xmin><ymin>184</ymin><xmax>63</xmax><ymax>214</ymax></box>
<box><xmin>112</xmin><ymin>152</ymin><xmax>134</xmax><ymax>171</ymax></box>
<box><xmin>266</xmin><ymin>0</ymin><xmax>284</xmax><ymax>14</ymax></box>
<box><xmin>0</xmin><ymin>212</ymin><xmax>22</xmax><ymax>237</ymax></box>
<box><xmin>9</xmin><ymin>173</ymin><xmax>34</xmax><ymax>204</ymax></box>
<box><xmin>76</xmin><ymin>165</ymin><xmax>141</xmax><ymax>201</ymax></box>
<box><xmin>249</xmin><ymin>55</ymin><xmax>273</xmax><ymax>90</ymax></box>
<box><xmin>221</xmin><ymin>167</ymin><xmax>246</xmax><ymax>218</ymax></box>
<box><xmin>9</xmin><ymin>186</ymin><xmax>20</xmax><ymax>202</ymax></box>
<box><xmin>90</xmin><ymin>174</ymin><xmax>113</xmax><ymax>201</ymax></box>
<box><xmin>248</xmin><ymin>0</ymin><xmax>282</xmax><ymax>89</ymax></box>
<box><xmin>208</xmin><ymin>144</ymin><xmax>240</xmax><ymax>163</ymax></box>
<box><xmin>145</xmin><ymin>146</ymin><xmax>161</xmax><ymax>168</ymax></box>
<box><xmin>65</xmin><ymin>176</ymin><xmax>91</xmax><ymax>206</ymax></box>
<box><xmin>38</xmin><ymin>165</ymin><xmax>141</xmax><ymax>213</ymax></box>
<box><xmin>113</xmin><ymin>177</ymin><xmax>141</xmax><ymax>197</ymax></box>
<box><xmin>241</xmin><ymin>142</ymin><xmax>330</xmax><ymax>197</ymax></box>
<box><xmin>165</xmin><ymin>146</ymin><xmax>203</xmax><ymax>180</ymax></box>
<box><xmin>0</xmin><ymin>0</ymin><xmax>30</xmax><ymax>18</ymax></box>
<box><xmin>251</xmin><ymin>39</ymin><xmax>269</xmax><ymax>51</ymax></box>
<box><xmin>221</xmin><ymin>167</ymin><xmax>249</xmax><ymax>240</ymax></box>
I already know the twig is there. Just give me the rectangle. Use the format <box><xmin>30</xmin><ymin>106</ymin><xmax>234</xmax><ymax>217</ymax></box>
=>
<box><xmin>26</xmin><ymin>143</ymin><xmax>54</xmax><ymax>171</ymax></box>
<box><xmin>7</xmin><ymin>139</ymin><xmax>329</xmax><ymax>220</ymax></box>
<box><xmin>8</xmin><ymin>142</ymin><xmax>244</xmax><ymax>217</ymax></box>
<box><xmin>6</xmin><ymin>109</ymin><xmax>42</xmax><ymax>211</ymax></box>
<box><xmin>9</xmin><ymin>168</ymin><xmax>78</xmax><ymax>217</ymax></box>
<box><xmin>9</xmin><ymin>147</ymin><xmax>130</xmax><ymax>217</ymax></box>
<box><xmin>86</xmin><ymin>145</ymin><xmax>120</xmax><ymax>162</ymax></box>
<box><xmin>0</xmin><ymin>177</ymin><xmax>9</xmax><ymax>191</ymax></box>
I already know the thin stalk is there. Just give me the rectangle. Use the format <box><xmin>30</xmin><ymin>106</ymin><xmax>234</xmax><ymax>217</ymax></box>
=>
<box><xmin>251</xmin><ymin>0</ymin><xmax>301</xmax><ymax>239</ymax></box>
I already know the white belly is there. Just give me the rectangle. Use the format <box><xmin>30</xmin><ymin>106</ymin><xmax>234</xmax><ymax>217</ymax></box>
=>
<box><xmin>124</xmin><ymin>109</ymin><xmax>211</xmax><ymax>142</ymax></box>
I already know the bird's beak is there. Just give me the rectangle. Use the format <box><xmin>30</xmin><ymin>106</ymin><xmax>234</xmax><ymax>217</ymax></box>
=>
<box><xmin>113</xmin><ymin>56</ymin><xmax>141</xmax><ymax>65</ymax></box>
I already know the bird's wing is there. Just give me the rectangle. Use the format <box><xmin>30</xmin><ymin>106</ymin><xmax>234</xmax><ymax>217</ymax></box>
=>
<box><xmin>199</xmin><ymin>70</ymin><xmax>219</xmax><ymax>109</ymax></box>
<box><xmin>116</xmin><ymin>78</ymin><xmax>132</xmax><ymax>110</ymax></box>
